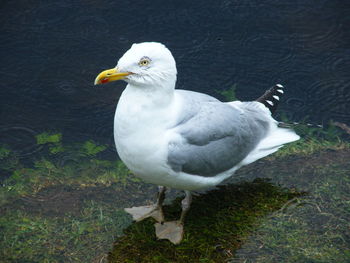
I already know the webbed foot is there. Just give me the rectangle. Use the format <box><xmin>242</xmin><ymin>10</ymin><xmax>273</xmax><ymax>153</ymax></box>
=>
<box><xmin>154</xmin><ymin>221</ymin><xmax>184</xmax><ymax>244</ymax></box>
<box><xmin>124</xmin><ymin>205</ymin><xmax>164</xmax><ymax>222</ymax></box>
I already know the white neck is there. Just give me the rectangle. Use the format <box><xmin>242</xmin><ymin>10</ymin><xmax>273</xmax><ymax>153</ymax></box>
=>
<box><xmin>123</xmin><ymin>77</ymin><xmax>176</xmax><ymax>109</ymax></box>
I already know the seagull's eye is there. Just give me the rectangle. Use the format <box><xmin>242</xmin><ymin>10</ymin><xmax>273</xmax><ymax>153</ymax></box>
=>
<box><xmin>138</xmin><ymin>57</ymin><xmax>151</xmax><ymax>67</ymax></box>
<box><xmin>139</xmin><ymin>59</ymin><xmax>149</xmax><ymax>66</ymax></box>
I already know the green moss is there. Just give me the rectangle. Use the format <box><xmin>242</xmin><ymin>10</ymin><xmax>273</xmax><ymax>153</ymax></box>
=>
<box><xmin>109</xmin><ymin>179</ymin><xmax>303</xmax><ymax>263</ymax></box>
<box><xmin>0</xmin><ymin>146</ymin><xmax>11</xmax><ymax>159</ymax></box>
<box><xmin>0</xmin><ymin>201</ymin><xmax>131</xmax><ymax>263</ymax></box>
<box><xmin>270</xmin><ymin>122</ymin><xmax>349</xmax><ymax>159</ymax></box>
<box><xmin>36</xmin><ymin>132</ymin><xmax>62</xmax><ymax>145</ymax></box>
<box><xmin>82</xmin><ymin>140</ymin><xmax>107</xmax><ymax>156</ymax></box>
<box><xmin>49</xmin><ymin>144</ymin><xmax>65</xmax><ymax>154</ymax></box>
<box><xmin>1</xmin><ymin>135</ymin><xmax>136</xmax><ymax>200</ymax></box>
<box><xmin>2</xmin><ymin>156</ymin><xmax>135</xmax><ymax>200</ymax></box>
<box><xmin>0</xmin><ymin>126</ymin><xmax>349</xmax><ymax>263</ymax></box>
<box><xmin>0</xmin><ymin>146</ymin><xmax>19</xmax><ymax>176</ymax></box>
<box><xmin>235</xmin><ymin>160</ymin><xmax>350</xmax><ymax>263</ymax></box>
<box><xmin>217</xmin><ymin>83</ymin><xmax>238</xmax><ymax>101</ymax></box>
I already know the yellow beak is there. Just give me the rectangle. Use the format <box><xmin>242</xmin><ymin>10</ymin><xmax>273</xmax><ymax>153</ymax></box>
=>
<box><xmin>94</xmin><ymin>68</ymin><xmax>132</xmax><ymax>85</ymax></box>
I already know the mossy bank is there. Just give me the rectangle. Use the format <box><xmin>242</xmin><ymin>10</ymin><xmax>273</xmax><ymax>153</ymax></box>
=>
<box><xmin>0</xmin><ymin>124</ymin><xmax>349</xmax><ymax>262</ymax></box>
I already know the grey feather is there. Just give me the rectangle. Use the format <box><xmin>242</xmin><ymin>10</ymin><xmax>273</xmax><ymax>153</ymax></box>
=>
<box><xmin>167</xmin><ymin>90</ymin><xmax>270</xmax><ymax>177</ymax></box>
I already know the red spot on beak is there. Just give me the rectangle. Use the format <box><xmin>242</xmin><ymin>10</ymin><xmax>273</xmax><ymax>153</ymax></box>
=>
<box><xmin>101</xmin><ymin>78</ymin><xmax>109</xmax><ymax>84</ymax></box>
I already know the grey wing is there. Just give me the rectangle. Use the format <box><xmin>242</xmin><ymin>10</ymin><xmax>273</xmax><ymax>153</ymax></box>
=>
<box><xmin>167</xmin><ymin>98</ymin><xmax>270</xmax><ymax>177</ymax></box>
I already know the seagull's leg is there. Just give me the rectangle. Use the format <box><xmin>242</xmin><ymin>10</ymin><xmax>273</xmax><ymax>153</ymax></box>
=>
<box><xmin>179</xmin><ymin>190</ymin><xmax>192</xmax><ymax>224</ymax></box>
<box><xmin>154</xmin><ymin>191</ymin><xmax>192</xmax><ymax>244</ymax></box>
<box><xmin>124</xmin><ymin>186</ymin><xmax>166</xmax><ymax>223</ymax></box>
<box><xmin>152</xmin><ymin>186</ymin><xmax>166</xmax><ymax>222</ymax></box>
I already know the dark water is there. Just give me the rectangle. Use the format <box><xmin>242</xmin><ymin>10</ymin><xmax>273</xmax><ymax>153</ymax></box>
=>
<box><xmin>1</xmin><ymin>0</ymin><xmax>349</xmax><ymax>157</ymax></box>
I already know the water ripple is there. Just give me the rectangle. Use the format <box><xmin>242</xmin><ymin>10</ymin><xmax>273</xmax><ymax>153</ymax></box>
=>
<box><xmin>322</xmin><ymin>51</ymin><xmax>350</xmax><ymax>76</ymax></box>
<box><xmin>71</xmin><ymin>15</ymin><xmax>110</xmax><ymax>40</ymax></box>
<box><xmin>0</xmin><ymin>126</ymin><xmax>42</xmax><ymax>158</ymax></box>
<box><xmin>306</xmin><ymin>79</ymin><xmax>350</xmax><ymax>122</ymax></box>
<box><xmin>291</xmin><ymin>14</ymin><xmax>343</xmax><ymax>51</ymax></box>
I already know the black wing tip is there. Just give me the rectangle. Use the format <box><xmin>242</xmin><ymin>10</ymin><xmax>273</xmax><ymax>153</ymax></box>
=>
<box><xmin>256</xmin><ymin>84</ymin><xmax>284</xmax><ymax>114</ymax></box>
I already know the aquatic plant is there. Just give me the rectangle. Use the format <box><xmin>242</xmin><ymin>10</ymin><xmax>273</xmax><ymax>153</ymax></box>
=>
<box><xmin>1</xmin><ymin>133</ymin><xmax>139</xmax><ymax>204</ymax></box>
<box><xmin>216</xmin><ymin>83</ymin><xmax>238</xmax><ymax>101</ymax></box>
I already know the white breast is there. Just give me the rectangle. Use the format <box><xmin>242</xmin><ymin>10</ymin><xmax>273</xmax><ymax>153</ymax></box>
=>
<box><xmin>113</xmin><ymin>85</ymin><xmax>179</xmax><ymax>184</ymax></box>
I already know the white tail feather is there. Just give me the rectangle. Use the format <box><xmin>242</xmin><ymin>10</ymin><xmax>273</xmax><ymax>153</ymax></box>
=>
<box><xmin>241</xmin><ymin>123</ymin><xmax>300</xmax><ymax>166</ymax></box>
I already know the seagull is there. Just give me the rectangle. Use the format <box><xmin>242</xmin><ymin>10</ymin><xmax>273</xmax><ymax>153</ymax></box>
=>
<box><xmin>94</xmin><ymin>42</ymin><xmax>300</xmax><ymax>244</ymax></box>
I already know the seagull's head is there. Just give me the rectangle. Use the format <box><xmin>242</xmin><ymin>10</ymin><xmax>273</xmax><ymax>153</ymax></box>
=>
<box><xmin>94</xmin><ymin>42</ymin><xmax>177</xmax><ymax>88</ymax></box>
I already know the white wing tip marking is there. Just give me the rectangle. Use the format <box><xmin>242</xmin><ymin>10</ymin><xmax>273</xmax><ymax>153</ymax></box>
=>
<box><xmin>276</xmin><ymin>84</ymin><xmax>283</xmax><ymax>88</ymax></box>
<box><xmin>266</xmin><ymin>100</ymin><xmax>274</xmax><ymax>106</ymax></box>
<box><xmin>273</xmin><ymin>95</ymin><xmax>280</xmax><ymax>100</ymax></box>
<box><xmin>277</xmin><ymin>89</ymin><xmax>284</xmax><ymax>94</ymax></box>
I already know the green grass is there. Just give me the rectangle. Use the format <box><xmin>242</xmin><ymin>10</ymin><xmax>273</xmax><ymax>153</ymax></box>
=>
<box><xmin>234</xmin><ymin>160</ymin><xmax>350</xmax><ymax>263</ymax></box>
<box><xmin>109</xmin><ymin>179</ymin><xmax>303</xmax><ymax>263</ymax></box>
<box><xmin>0</xmin><ymin>133</ymin><xmax>141</xmax><ymax>262</ymax></box>
<box><xmin>0</xmin><ymin>201</ymin><xmax>131</xmax><ymax>263</ymax></box>
<box><xmin>1</xmin><ymin>133</ymin><xmax>140</xmax><ymax>205</ymax></box>
<box><xmin>0</xmin><ymin>125</ymin><xmax>349</xmax><ymax>263</ymax></box>
<box><xmin>270</xmin><ymin>122</ymin><xmax>349</xmax><ymax>159</ymax></box>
